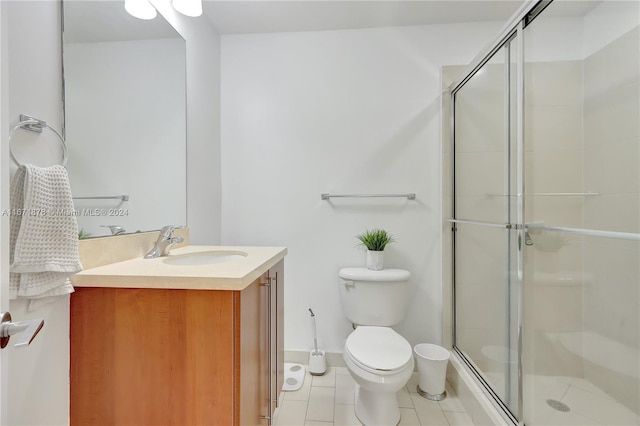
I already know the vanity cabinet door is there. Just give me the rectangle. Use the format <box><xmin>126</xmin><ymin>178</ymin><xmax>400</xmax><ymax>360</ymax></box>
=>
<box><xmin>70</xmin><ymin>288</ymin><xmax>236</xmax><ymax>425</ymax></box>
<box><xmin>237</xmin><ymin>260</ymin><xmax>284</xmax><ymax>426</ymax></box>
<box><xmin>237</xmin><ymin>276</ymin><xmax>269</xmax><ymax>426</ymax></box>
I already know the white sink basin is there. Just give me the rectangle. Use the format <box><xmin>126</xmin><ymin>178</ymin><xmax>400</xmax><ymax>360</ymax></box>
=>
<box><xmin>163</xmin><ymin>250</ymin><xmax>248</xmax><ymax>266</ymax></box>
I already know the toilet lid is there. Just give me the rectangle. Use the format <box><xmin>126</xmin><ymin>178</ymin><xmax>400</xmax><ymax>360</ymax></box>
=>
<box><xmin>345</xmin><ymin>326</ymin><xmax>412</xmax><ymax>371</ymax></box>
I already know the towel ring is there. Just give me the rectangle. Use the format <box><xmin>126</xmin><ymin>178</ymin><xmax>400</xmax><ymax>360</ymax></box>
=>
<box><xmin>9</xmin><ymin>119</ymin><xmax>68</xmax><ymax>167</ymax></box>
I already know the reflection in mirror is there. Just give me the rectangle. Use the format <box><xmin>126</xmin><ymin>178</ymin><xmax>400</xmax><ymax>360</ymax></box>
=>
<box><xmin>63</xmin><ymin>0</ymin><xmax>186</xmax><ymax>239</ymax></box>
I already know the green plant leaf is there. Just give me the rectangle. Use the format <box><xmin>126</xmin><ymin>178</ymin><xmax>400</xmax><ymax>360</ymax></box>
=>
<box><xmin>356</xmin><ymin>228</ymin><xmax>396</xmax><ymax>251</ymax></box>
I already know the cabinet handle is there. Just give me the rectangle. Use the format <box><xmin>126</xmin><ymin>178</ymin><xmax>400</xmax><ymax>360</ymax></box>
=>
<box><xmin>267</xmin><ymin>276</ymin><xmax>273</xmax><ymax>425</ymax></box>
<box><xmin>261</xmin><ymin>276</ymin><xmax>274</xmax><ymax>425</ymax></box>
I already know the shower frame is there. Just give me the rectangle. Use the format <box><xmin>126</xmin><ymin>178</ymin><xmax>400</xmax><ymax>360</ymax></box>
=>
<box><xmin>449</xmin><ymin>0</ymin><xmax>640</xmax><ymax>424</ymax></box>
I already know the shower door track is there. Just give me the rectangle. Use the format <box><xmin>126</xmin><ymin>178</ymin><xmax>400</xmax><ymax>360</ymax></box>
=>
<box><xmin>449</xmin><ymin>0</ymin><xmax>551</xmax><ymax>96</ymax></box>
<box><xmin>453</xmin><ymin>346</ymin><xmax>519</xmax><ymax>425</ymax></box>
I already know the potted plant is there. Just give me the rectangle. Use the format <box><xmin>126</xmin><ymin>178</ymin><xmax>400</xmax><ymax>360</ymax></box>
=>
<box><xmin>356</xmin><ymin>228</ymin><xmax>396</xmax><ymax>270</ymax></box>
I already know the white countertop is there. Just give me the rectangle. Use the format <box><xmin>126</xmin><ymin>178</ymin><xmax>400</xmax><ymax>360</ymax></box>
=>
<box><xmin>71</xmin><ymin>245</ymin><xmax>287</xmax><ymax>291</ymax></box>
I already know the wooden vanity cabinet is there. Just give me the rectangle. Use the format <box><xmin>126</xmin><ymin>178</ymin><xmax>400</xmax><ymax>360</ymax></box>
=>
<box><xmin>70</xmin><ymin>260</ymin><xmax>284</xmax><ymax>426</ymax></box>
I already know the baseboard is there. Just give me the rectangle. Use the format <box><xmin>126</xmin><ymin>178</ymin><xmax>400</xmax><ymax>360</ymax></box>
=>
<box><xmin>284</xmin><ymin>350</ymin><xmax>346</xmax><ymax>367</ymax></box>
<box><xmin>284</xmin><ymin>349</ymin><xmax>423</xmax><ymax>371</ymax></box>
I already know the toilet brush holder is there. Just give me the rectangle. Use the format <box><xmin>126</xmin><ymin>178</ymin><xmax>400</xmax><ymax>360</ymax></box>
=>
<box><xmin>308</xmin><ymin>350</ymin><xmax>326</xmax><ymax>376</ymax></box>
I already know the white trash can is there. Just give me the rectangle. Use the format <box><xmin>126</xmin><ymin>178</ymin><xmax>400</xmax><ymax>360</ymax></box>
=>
<box><xmin>414</xmin><ymin>343</ymin><xmax>450</xmax><ymax>401</ymax></box>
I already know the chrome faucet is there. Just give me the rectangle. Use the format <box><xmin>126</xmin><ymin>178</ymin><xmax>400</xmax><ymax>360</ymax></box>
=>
<box><xmin>144</xmin><ymin>225</ymin><xmax>185</xmax><ymax>259</ymax></box>
<box><xmin>101</xmin><ymin>225</ymin><xmax>126</xmax><ymax>236</ymax></box>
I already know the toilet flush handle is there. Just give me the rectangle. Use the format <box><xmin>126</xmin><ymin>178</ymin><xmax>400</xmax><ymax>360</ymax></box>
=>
<box><xmin>341</xmin><ymin>280</ymin><xmax>354</xmax><ymax>287</ymax></box>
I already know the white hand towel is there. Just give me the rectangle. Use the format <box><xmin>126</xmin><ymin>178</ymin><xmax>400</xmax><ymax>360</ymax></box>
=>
<box><xmin>9</xmin><ymin>164</ymin><xmax>83</xmax><ymax>311</ymax></box>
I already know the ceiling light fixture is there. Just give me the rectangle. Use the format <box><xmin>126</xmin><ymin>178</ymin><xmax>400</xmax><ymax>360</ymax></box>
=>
<box><xmin>124</xmin><ymin>0</ymin><xmax>157</xmax><ymax>20</ymax></box>
<box><xmin>171</xmin><ymin>0</ymin><xmax>203</xmax><ymax>17</ymax></box>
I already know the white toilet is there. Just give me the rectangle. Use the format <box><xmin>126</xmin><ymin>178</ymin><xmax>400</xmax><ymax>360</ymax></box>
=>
<box><xmin>338</xmin><ymin>267</ymin><xmax>413</xmax><ymax>426</ymax></box>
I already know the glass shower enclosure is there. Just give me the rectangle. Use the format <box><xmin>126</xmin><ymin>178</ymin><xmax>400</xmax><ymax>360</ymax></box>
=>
<box><xmin>449</xmin><ymin>1</ymin><xmax>639</xmax><ymax>424</ymax></box>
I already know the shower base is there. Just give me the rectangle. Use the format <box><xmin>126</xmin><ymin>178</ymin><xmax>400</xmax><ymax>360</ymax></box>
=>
<box><xmin>450</xmin><ymin>351</ymin><xmax>639</xmax><ymax>425</ymax></box>
<box><xmin>483</xmin><ymin>371</ymin><xmax>639</xmax><ymax>425</ymax></box>
<box><xmin>525</xmin><ymin>374</ymin><xmax>638</xmax><ymax>426</ymax></box>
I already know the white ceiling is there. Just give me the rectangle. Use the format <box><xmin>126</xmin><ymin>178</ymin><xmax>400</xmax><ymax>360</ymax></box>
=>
<box><xmin>202</xmin><ymin>1</ymin><xmax>527</xmax><ymax>34</ymax></box>
<box><xmin>63</xmin><ymin>0</ymin><xmax>603</xmax><ymax>43</ymax></box>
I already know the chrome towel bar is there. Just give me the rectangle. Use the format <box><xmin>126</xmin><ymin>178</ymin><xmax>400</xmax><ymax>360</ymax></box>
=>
<box><xmin>446</xmin><ymin>219</ymin><xmax>511</xmax><ymax>229</ymax></box>
<box><xmin>321</xmin><ymin>193</ymin><xmax>416</xmax><ymax>200</ymax></box>
<box><xmin>525</xmin><ymin>224</ymin><xmax>640</xmax><ymax>242</ymax></box>
<box><xmin>73</xmin><ymin>195</ymin><xmax>129</xmax><ymax>202</ymax></box>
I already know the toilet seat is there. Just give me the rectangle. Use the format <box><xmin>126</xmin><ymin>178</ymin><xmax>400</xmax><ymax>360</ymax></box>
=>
<box><xmin>344</xmin><ymin>326</ymin><xmax>412</xmax><ymax>374</ymax></box>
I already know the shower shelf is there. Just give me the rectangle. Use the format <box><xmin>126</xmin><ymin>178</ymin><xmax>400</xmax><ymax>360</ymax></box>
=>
<box><xmin>485</xmin><ymin>192</ymin><xmax>599</xmax><ymax>197</ymax></box>
<box><xmin>533</xmin><ymin>192</ymin><xmax>599</xmax><ymax>196</ymax></box>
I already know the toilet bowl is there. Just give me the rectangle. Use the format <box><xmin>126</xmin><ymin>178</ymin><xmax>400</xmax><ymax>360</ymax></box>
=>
<box><xmin>343</xmin><ymin>326</ymin><xmax>414</xmax><ymax>426</ymax></box>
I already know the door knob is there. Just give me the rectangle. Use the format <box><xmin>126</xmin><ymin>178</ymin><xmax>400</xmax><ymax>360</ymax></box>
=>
<box><xmin>0</xmin><ymin>312</ymin><xmax>44</xmax><ymax>349</ymax></box>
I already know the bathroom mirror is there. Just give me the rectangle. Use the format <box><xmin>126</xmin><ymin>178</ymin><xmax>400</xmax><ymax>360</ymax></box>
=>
<box><xmin>62</xmin><ymin>0</ymin><xmax>186</xmax><ymax>238</ymax></box>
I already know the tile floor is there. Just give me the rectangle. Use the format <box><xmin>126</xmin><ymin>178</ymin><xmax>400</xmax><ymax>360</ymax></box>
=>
<box><xmin>273</xmin><ymin>366</ymin><xmax>474</xmax><ymax>426</ymax></box>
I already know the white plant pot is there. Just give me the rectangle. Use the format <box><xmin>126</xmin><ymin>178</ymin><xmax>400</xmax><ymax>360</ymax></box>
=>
<box><xmin>366</xmin><ymin>250</ymin><xmax>384</xmax><ymax>270</ymax></box>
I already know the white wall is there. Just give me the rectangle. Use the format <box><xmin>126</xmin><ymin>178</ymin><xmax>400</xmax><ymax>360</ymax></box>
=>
<box><xmin>220</xmin><ymin>22</ymin><xmax>504</xmax><ymax>353</ymax></box>
<box><xmin>583</xmin><ymin>0</ymin><xmax>640</xmax><ymax>56</ymax></box>
<box><xmin>582</xmin><ymin>20</ymin><xmax>639</xmax><ymax>413</ymax></box>
<box><xmin>5</xmin><ymin>2</ymin><xmax>69</xmax><ymax>424</ymax></box>
<box><xmin>1</xmin><ymin>1</ymin><xmax>221</xmax><ymax>424</ymax></box>
<box><xmin>151</xmin><ymin>0</ymin><xmax>222</xmax><ymax>245</ymax></box>
<box><xmin>65</xmin><ymin>38</ymin><xmax>186</xmax><ymax>237</ymax></box>
<box><xmin>0</xmin><ymin>3</ymin><xmax>10</xmax><ymax>424</ymax></box>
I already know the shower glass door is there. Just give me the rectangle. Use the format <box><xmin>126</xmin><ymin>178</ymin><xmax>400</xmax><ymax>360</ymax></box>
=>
<box><xmin>453</xmin><ymin>35</ymin><xmax>520</xmax><ymax>418</ymax></box>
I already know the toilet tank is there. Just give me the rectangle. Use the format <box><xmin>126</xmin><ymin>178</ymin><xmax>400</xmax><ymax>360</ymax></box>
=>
<box><xmin>338</xmin><ymin>267</ymin><xmax>411</xmax><ymax>326</ymax></box>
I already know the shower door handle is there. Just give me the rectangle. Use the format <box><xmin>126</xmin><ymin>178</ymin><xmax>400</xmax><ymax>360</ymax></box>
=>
<box><xmin>524</xmin><ymin>231</ymin><xmax>534</xmax><ymax>246</ymax></box>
